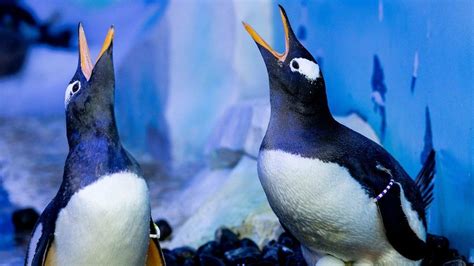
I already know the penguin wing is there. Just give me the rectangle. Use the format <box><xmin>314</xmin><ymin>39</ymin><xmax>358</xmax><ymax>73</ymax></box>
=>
<box><xmin>375</xmin><ymin>178</ymin><xmax>427</xmax><ymax>261</ymax></box>
<box><xmin>146</xmin><ymin>219</ymin><xmax>165</xmax><ymax>266</ymax></box>
<box><xmin>352</xmin><ymin>156</ymin><xmax>428</xmax><ymax>261</ymax></box>
<box><xmin>25</xmin><ymin>205</ymin><xmax>58</xmax><ymax>266</ymax></box>
<box><xmin>335</xmin><ymin>124</ymin><xmax>428</xmax><ymax>260</ymax></box>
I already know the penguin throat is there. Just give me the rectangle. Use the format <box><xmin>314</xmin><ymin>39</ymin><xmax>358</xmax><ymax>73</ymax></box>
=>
<box><xmin>66</xmin><ymin>119</ymin><xmax>120</xmax><ymax>149</ymax></box>
<box><xmin>269</xmin><ymin>83</ymin><xmax>333</xmax><ymax>120</ymax></box>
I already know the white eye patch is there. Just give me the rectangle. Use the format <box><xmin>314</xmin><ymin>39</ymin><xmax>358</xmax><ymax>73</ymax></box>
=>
<box><xmin>289</xmin><ymin>57</ymin><xmax>320</xmax><ymax>82</ymax></box>
<box><xmin>65</xmin><ymin>80</ymin><xmax>81</xmax><ymax>108</ymax></box>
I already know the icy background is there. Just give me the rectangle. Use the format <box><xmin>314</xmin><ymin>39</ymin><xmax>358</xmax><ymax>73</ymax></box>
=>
<box><xmin>0</xmin><ymin>0</ymin><xmax>472</xmax><ymax>264</ymax></box>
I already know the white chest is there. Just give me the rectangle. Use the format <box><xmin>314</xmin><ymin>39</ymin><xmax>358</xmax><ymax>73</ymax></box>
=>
<box><xmin>53</xmin><ymin>172</ymin><xmax>150</xmax><ymax>266</ymax></box>
<box><xmin>257</xmin><ymin>149</ymin><xmax>390</xmax><ymax>260</ymax></box>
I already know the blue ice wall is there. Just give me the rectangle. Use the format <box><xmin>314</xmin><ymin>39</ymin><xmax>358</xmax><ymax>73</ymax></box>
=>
<box><xmin>273</xmin><ymin>0</ymin><xmax>473</xmax><ymax>255</ymax></box>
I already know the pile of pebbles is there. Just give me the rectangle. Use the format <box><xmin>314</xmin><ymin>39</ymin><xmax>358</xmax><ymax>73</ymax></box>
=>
<box><xmin>161</xmin><ymin>226</ymin><xmax>306</xmax><ymax>266</ymax></box>
<box><xmin>157</xmin><ymin>220</ymin><xmax>469</xmax><ymax>266</ymax></box>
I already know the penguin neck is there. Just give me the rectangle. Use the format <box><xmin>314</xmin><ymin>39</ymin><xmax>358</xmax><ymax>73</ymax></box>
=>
<box><xmin>66</xmin><ymin>112</ymin><xmax>121</xmax><ymax>149</ymax></box>
<box><xmin>262</xmin><ymin>85</ymin><xmax>337</xmax><ymax>153</ymax></box>
<box><xmin>63</xmin><ymin>116</ymin><xmax>138</xmax><ymax>188</ymax></box>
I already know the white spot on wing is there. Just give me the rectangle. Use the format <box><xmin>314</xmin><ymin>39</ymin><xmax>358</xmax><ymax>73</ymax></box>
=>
<box><xmin>290</xmin><ymin>57</ymin><xmax>320</xmax><ymax>81</ymax></box>
<box><xmin>26</xmin><ymin>223</ymin><xmax>42</xmax><ymax>266</ymax></box>
<box><xmin>397</xmin><ymin>183</ymin><xmax>426</xmax><ymax>241</ymax></box>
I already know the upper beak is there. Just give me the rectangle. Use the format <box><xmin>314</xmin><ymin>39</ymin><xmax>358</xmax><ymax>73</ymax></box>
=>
<box><xmin>243</xmin><ymin>5</ymin><xmax>292</xmax><ymax>62</ymax></box>
<box><xmin>78</xmin><ymin>23</ymin><xmax>115</xmax><ymax>80</ymax></box>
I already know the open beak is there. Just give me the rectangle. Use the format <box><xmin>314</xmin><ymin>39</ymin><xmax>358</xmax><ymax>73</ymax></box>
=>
<box><xmin>78</xmin><ymin>23</ymin><xmax>115</xmax><ymax>80</ymax></box>
<box><xmin>243</xmin><ymin>5</ymin><xmax>291</xmax><ymax>62</ymax></box>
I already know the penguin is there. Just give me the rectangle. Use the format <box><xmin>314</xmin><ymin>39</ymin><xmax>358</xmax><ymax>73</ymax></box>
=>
<box><xmin>243</xmin><ymin>6</ymin><xmax>435</xmax><ymax>265</ymax></box>
<box><xmin>25</xmin><ymin>24</ymin><xmax>165</xmax><ymax>266</ymax></box>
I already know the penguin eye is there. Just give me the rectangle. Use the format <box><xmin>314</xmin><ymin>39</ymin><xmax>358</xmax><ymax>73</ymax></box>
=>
<box><xmin>72</xmin><ymin>83</ymin><xmax>79</xmax><ymax>93</ymax></box>
<box><xmin>292</xmin><ymin>60</ymin><xmax>299</xmax><ymax>69</ymax></box>
<box><xmin>64</xmin><ymin>80</ymin><xmax>81</xmax><ymax>108</ymax></box>
<box><xmin>289</xmin><ymin>58</ymin><xmax>320</xmax><ymax>82</ymax></box>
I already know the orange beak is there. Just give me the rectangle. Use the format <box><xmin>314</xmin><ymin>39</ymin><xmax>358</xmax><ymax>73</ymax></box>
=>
<box><xmin>78</xmin><ymin>23</ymin><xmax>115</xmax><ymax>80</ymax></box>
<box><xmin>242</xmin><ymin>5</ymin><xmax>291</xmax><ymax>62</ymax></box>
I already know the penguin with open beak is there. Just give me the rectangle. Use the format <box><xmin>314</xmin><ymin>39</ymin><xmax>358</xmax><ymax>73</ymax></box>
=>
<box><xmin>244</xmin><ymin>6</ymin><xmax>435</xmax><ymax>265</ymax></box>
<box><xmin>25</xmin><ymin>24</ymin><xmax>165</xmax><ymax>266</ymax></box>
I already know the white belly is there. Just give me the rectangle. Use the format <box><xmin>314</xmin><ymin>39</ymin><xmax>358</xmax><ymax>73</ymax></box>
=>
<box><xmin>53</xmin><ymin>172</ymin><xmax>150</xmax><ymax>266</ymax></box>
<box><xmin>258</xmin><ymin>149</ymin><xmax>392</xmax><ymax>261</ymax></box>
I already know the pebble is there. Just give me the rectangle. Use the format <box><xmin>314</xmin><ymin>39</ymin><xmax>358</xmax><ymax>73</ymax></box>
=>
<box><xmin>224</xmin><ymin>246</ymin><xmax>261</xmax><ymax>265</ymax></box>
<box><xmin>197</xmin><ymin>240</ymin><xmax>223</xmax><ymax>258</ymax></box>
<box><xmin>168</xmin><ymin>229</ymin><xmax>466</xmax><ymax>266</ymax></box>
<box><xmin>11</xmin><ymin>207</ymin><xmax>39</xmax><ymax>233</ymax></box>
<box><xmin>197</xmin><ymin>255</ymin><xmax>225</xmax><ymax>266</ymax></box>
<box><xmin>162</xmin><ymin>249</ymin><xmax>178</xmax><ymax>266</ymax></box>
<box><xmin>239</xmin><ymin>237</ymin><xmax>259</xmax><ymax>250</ymax></box>
<box><xmin>215</xmin><ymin>227</ymin><xmax>240</xmax><ymax>252</ymax></box>
<box><xmin>423</xmin><ymin>234</ymin><xmax>468</xmax><ymax>265</ymax></box>
<box><xmin>172</xmin><ymin>246</ymin><xmax>196</xmax><ymax>265</ymax></box>
<box><xmin>155</xmin><ymin>219</ymin><xmax>172</xmax><ymax>241</ymax></box>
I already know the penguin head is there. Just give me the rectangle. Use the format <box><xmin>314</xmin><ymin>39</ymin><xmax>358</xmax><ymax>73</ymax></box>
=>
<box><xmin>65</xmin><ymin>23</ymin><xmax>117</xmax><ymax>145</ymax></box>
<box><xmin>243</xmin><ymin>5</ymin><xmax>329</xmax><ymax>116</ymax></box>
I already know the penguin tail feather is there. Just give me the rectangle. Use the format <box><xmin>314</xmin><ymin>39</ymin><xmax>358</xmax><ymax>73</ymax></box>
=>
<box><xmin>415</xmin><ymin>149</ymin><xmax>436</xmax><ymax>210</ymax></box>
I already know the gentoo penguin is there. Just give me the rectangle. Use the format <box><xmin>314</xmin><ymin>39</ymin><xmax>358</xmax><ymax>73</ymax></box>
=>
<box><xmin>25</xmin><ymin>24</ymin><xmax>165</xmax><ymax>266</ymax></box>
<box><xmin>243</xmin><ymin>6</ymin><xmax>435</xmax><ymax>265</ymax></box>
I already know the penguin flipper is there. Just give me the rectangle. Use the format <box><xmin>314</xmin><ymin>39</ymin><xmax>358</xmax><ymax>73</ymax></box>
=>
<box><xmin>345</xmin><ymin>155</ymin><xmax>428</xmax><ymax>261</ymax></box>
<box><xmin>25</xmin><ymin>201</ymin><xmax>61</xmax><ymax>266</ymax></box>
<box><xmin>25</xmin><ymin>221</ymin><xmax>56</xmax><ymax>266</ymax></box>
<box><xmin>376</xmin><ymin>182</ymin><xmax>427</xmax><ymax>261</ymax></box>
<box><xmin>146</xmin><ymin>220</ymin><xmax>165</xmax><ymax>266</ymax></box>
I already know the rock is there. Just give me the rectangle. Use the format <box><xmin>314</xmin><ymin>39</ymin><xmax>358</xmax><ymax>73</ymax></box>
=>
<box><xmin>197</xmin><ymin>255</ymin><xmax>225</xmax><ymax>266</ymax></box>
<box><xmin>240</xmin><ymin>238</ymin><xmax>259</xmax><ymax>250</ymax></box>
<box><xmin>215</xmin><ymin>227</ymin><xmax>240</xmax><ymax>252</ymax></box>
<box><xmin>183</xmin><ymin>258</ymin><xmax>196</xmax><ymax>266</ymax></box>
<box><xmin>11</xmin><ymin>207</ymin><xmax>39</xmax><ymax>233</ymax></box>
<box><xmin>172</xmin><ymin>246</ymin><xmax>196</xmax><ymax>265</ymax></box>
<box><xmin>262</xmin><ymin>240</ymin><xmax>277</xmax><ymax>252</ymax></box>
<box><xmin>424</xmin><ymin>234</ymin><xmax>451</xmax><ymax>265</ymax></box>
<box><xmin>278</xmin><ymin>232</ymin><xmax>299</xmax><ymax>251</ymax></box>
<box><xmin>234</xmin><ymin>209</ymin><xmax>282</xmax><ymax>248</ymax></box>
<box><xmin>205</xmin><ymin>103</ymin><xmax>254</xmax><ymax>168</ymax></box>
<box><xmin>162</xmin><ymin>249</ymin><xmax>178</xmax><ymax>266</ymax></box>
<box><xmin>335</xmin><ymin>113</ymin><xmax>380</xmax><ymax>145</ymax></box>
<box><xmin>427</xmin><ymin>234</ymin><xmax>450</xmax><ymax>250</ymax></box>
<box><xmin>197</xmin><ymin>241</ymin><xmax>223</xmax><ymax>258</ymax></box>
<box><xmin>285</xmin><ymin>254</ymin><xmax>308</xmax><ymax>266</ymax></box>
<box><xmin>252</xmin><ymin>262</ymin><xmax>275</xmax><ymax>266</ymax></box>
<box><xmin>155</xmin><ymin>219</ymin><xmax>172</xmax><ymax>241</ymax></box>
<box><xmin>261</xmin><ymin>240</ymin><xmax>298</xmax><ymax>265</ymax></box>
<box><xmin>166</xmin><ymin>157</ymin><xmax>279</xmax><ymax>249</ymax></box>
<box><xmin>279</xmin><ymin>245</ymin><xmax>295</xmax><ymax>262</ymax></box>
<box><xmin>0</xmin><ymin>28</ymin><xmax>29</xmax><ymax>77</ymax></box>
<box><xmin>262</xmin><ymin>245</ymin><xmax>278</xmax><ymax>263</ymax></box>
<box><xmin>443</xmin><ymin>259</ymin><xmax>466</xmax><ymax>266</ymax></box>
<box><xmin>224</xmin><ymin>246</ymin><xmax>261</xmax><ymax>265</ymax></box>
<box><xmin>205</xmin><ymin>99</ymin><xmax>269</xmax><ymax>161</ymax></box>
